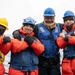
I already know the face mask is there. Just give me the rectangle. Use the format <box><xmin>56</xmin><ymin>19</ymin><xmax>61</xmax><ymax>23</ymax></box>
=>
<box><xmin>0</xmin><ymin>28</ymin><xmax>5</xmax><ymax>35</ymax></box>
<box><xmin>66</xmin><ymin>24</ymin><xmax>73</xmax><ymax>31</ymax></box>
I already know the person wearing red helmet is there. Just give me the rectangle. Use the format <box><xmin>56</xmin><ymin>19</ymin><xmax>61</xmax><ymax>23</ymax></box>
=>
<box><xmin>57</xmin><ymin>10</ymin><xmax>75</xmax><ymax>75</ymax></box>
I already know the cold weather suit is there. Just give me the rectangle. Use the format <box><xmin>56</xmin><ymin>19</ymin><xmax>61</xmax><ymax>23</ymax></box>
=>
<box><xmin>0</xmin><ymin>35</ymin><xmax>9</xmax><ymax>75</ymax></box>
<box><xmin>57</xmin><ymin>24</ymin><xmax>75</xmax><ymax>75</ymax></box>
<box><xmin>0</xmin><ymin>17</ymin><xmax>9</xmax><ymax>75</ymax></box>
<box><xmin>34</xmin><ymin>23</ymin><xmax>61</xmax><ymax>75</ymax></box>
<box><xmin>0</xmin><ymin>28</ymin><xmax>44</xmax><ymax>75</ymax></box>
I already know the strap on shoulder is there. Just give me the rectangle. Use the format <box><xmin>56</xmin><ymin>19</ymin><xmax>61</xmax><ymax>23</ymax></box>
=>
<box><xmin>33</xmin><ymin>24</ymin><xmax>39</xmax><ymax>38</ymax></box>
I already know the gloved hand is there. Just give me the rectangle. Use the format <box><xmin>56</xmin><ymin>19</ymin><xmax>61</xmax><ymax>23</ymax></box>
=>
<box><xmin>12</xmin><ymin>30</ymin><xmax>21</xmax><ymax>41</ymax></box>
<box><xmin>24</xmin><ymin>35</ymin><xmax>35</xmax><ymax>45</ymax></box>
<box><xmin>64</xmin><ymin>35</ymin><xmax>68</xmax><ymax>42</ymax></box>
<box><xmin>3</xmin><ymin>36</ymin><xmax>11</xmax><ymax>44</ymax></box>
<box><xmin>71</xmin><ymin>33</ymin><xmax>75</xmax><ymax>36</ymax></box>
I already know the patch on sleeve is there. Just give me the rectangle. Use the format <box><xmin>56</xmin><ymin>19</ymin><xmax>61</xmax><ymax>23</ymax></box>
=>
<box><xmin>62</xmin><ymin>30</ymin><xmax>67</xmax><ymax>34</ymax></box>
<box><xmin>39</xmin><ymin>27</ymin><xmax>45</xmax><ymax>32</ymax></box>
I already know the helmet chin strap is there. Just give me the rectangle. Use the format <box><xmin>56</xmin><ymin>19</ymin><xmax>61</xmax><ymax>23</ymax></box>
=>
<box><xmin>43</xmin><ymin>21</ymin><xmax>56</xmax><ymax>29</ymax></box>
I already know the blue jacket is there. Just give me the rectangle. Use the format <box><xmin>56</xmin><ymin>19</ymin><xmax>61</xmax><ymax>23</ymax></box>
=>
<box><xmin>37</xmin><ymin>23</ymin><xmax>61</xmax><ymax>58</ymax></box>
<box><xmin>63</xmin><ymin>30</ymin><xmax>75</xmax><ymax>58</ymax></box>
<box><xmin>10</xmin><ymin>33</ymin><xmax>39</xmax><ymax>72</ymax></box>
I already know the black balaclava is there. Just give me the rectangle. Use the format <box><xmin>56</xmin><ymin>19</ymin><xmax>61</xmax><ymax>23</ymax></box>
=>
<box><xmin>66</xmin><ymin>24</ymin><xmax>73</xmax><ymax>31</ymax></box>
<box><xmin>0</xmin><ymin>25</ymin><xmax>6</xmax><ymax>35</ymax></box>
<box><xmin>0</xmin><ymin>28</ymin><xmax>5</xmax><ymax>35</ymax></box>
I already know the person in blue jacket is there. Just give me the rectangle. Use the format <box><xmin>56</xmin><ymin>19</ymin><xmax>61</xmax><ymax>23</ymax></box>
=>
<box><xmin>34</xmin><ymin>7</ymin><xmax>62</xmax><ymax>75</ymax></box>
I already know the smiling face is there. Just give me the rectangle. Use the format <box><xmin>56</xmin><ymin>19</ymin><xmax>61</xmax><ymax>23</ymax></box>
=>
<box><xmin>44</xmin><ymin>16</ymin><xmax>55</xmax><ymax>24</ymax></box>
<box><xmin>22</xmin><ymin>24</ymin><xmax>34</xmax><ymax>34</ymax></box>
<box><xmin>64</xmin><ymin>20</ymin><xmax>74</xmax><ymax>26</ymax></box>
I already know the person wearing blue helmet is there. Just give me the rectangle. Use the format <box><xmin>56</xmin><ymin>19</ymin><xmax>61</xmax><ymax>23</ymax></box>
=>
<box><xmin>8</xmin><ymin>17</ymin><xmax>44</xmax><ymax>75</ymax></box>
<box><xmin>57</xmin><ymin>10</ymin><xmax>75</xmax><ymax>75</ymax></box>
<box><xmin>34</xmin><ymin>7</ymin><xmax>62</xmax><ymax>75</ymax></box>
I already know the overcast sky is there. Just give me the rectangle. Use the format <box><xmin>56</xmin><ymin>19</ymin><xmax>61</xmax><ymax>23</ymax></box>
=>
<box><xmin>0</xmin><ymin>0</ymin><xmax>75</xmax><ymax>34</ymax></box>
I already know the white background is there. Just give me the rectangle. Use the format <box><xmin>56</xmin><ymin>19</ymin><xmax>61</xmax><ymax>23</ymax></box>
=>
<box><xmin>0</xmin><ymin>0</ymin><xmax>75</xmax><ymax>34</ymax></box>
<box><xmin>1</xmin><ymin>0</ymin><xmax>74</xmax><ymax>74</ymax></box>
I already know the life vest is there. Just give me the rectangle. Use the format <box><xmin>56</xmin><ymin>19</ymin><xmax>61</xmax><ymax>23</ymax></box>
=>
<box><xmin>62</xmin><ymin>29</ymin><xmax>75</xmax><ymax>58</ymax></box>
<box><xmin>38</xmin><ymin>23</ymin><xmax>61</xmax><ymax>58</ymax></box>
<box><xmin>10</xmin><ymin>33</ymin><xmax>39</xmax><ymax>71</ymax></box>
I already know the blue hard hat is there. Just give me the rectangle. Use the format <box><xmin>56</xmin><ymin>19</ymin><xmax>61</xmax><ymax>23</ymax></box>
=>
<box><xmin>63</xmin><ymin>10</ymin><xmax>74</xmax><ymax>18</ymax></box>
<box><xmin>23</xmin><ymin>17</ymin><xmax>36</xmax><ymax>26</ymax></box>
<box><xmin>43</xmin><ymin>8</ymin><xmax>55</xmax><ymax>16</ymax></box>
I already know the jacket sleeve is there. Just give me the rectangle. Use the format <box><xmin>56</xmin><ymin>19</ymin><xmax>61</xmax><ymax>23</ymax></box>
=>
<box><xmin>11</xmin><ymin>39</ymin><xmax>29</xmax><ymax>53</ymax></box>
<box><xmin>0</xmin><ymin>43</ymin><xmax>11</xmax><ymax>55</ymax></box>
<box><xmin>31</xmin><ymin>39</ymin><xmax>44</xmax><ymax>56</ymax></box>
<box><xmin>0</xmin><ymin>36</ymin><xmax>3</xmax><ymax>45</ymax></box>
<box><xmin>68</xmin><ymin>36</ymin><xmax>75</xmax><ymax>44</ymax></box>
<box><xmin>56</xmin><ymin>37</ymin><xmax>68</xmax><ymax>48</ymax></box>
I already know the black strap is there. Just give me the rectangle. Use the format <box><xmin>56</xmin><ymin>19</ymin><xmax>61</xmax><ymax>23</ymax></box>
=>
<box><xmin>28</xmin><ymin>71</ymin><xmax>30</xmax><ymax>75</ymax></box>
<box><xmin>33</xmin><ymin>24</ymin><xmax>38</xmax><ymax>38</ymax></box>
<box><xmin>58</xmin><ymin>23</ymin><xmax>64</xmax><ymax>32</ymax></box>
<box><xmin>24</xmin><ymin>72</ymin><xmax>26</xmax><ymax>75</ymax></box>
<box><xmin>24</xmin><ymin>71</ymin><xmax>30</xmax><ymax>75</ymax></box>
